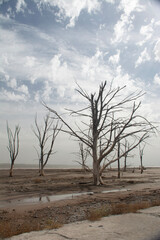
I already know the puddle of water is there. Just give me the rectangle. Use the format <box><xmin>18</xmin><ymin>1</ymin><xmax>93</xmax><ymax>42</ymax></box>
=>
<box><xmin>102</xmin><ymin>189</ymin><xmax>129</xmax><ymax>194</ymax></box>
<box><xmin>0</xmin><ymin>189</ymin><xmax>130</xmax><ymax>208</ymax></box>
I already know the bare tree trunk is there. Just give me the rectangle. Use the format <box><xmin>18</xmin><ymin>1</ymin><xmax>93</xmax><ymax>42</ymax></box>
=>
<box><xmin>123</xmin><ymin>140</ymin><xmax>129</xmax><ymax>172</ymax></box>
<box><xmin>118</xmin><ymin>160</ymin><xmax>120</xmax><ymax>178</ymax></box>
<box><xmin>117</xmin><ymin>141</ymin><xmax>120</xmax><ymax>179</ymax></box>
<box><xmin>123</xmin><ymin>154</ymin><xmax>127</xmax><ymax>172</ymax></box>
<box><xmin>93</xmin><ymin>160</ymin><xmax>100</xmax><ymax>185</ymax></box>
<box><xmin>39</xmin><ymin>158</ymin><xmax>44</xmax><ymax>176</ymax></box>
<box><xmin>9</xmin><ymin>163</ymin><xmax>14</xmax><ymax>177</ymax></box>
<box><xmin>39</xmin><ymin>167</ymin><xmax>44</xmax><ymax>176</ymax></box>
<box><xmin>92</xmin><ymin>129</ymin><xmax>101</xmax><ymax>185</ymax></box>
<box><xmin>92</xmin><ymin>138</ymin><xmax>101</xmax><ymax>185</ymax></box>
<box><xmin>139</xmin><ymin>144</ymin><xmax>145</xmax><ymax>174</ymax></box>
<box><xmin>140</xmin><ymin>156</ymin><xmax>143</xmax><ymax>174</ymax></box>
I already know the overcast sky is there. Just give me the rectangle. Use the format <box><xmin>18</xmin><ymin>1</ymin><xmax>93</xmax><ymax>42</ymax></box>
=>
<box><xmin>0</xmin><ymin>0</ymin><xmax>160</xmax><ymax>167</ymax></box>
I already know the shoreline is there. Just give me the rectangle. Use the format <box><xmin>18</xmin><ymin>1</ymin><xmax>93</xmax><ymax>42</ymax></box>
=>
<box><xmin>0</xmin><ymin>164</ymin><xmax>83</xmax><ymax>170</ymax></box>
<box><xmin>1</xmin><ymin>164</ymin><xmax>160</xmax><ymax>170</ymax></box>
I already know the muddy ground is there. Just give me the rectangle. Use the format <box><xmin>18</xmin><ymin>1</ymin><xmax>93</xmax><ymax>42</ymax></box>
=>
<box><xmin>0</xmin><ymin>167</ymin><xmax>160</xmax><ymax>238</ymax></box>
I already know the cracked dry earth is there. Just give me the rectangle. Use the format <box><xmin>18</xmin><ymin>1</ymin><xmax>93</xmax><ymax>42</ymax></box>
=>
<box><xmin>1</xmin><ymin>168</ymin><xmax>160</xmax><ymax>239</ymax></box>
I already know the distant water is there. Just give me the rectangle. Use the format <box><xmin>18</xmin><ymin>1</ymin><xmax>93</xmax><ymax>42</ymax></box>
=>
<box><xmin>0</xmin><ymin>163</ymin><xmax>81</xmax><ymax>169</ymax></box>
<box><xmin>1</xmin><ymin>163</ymin><xmax>158</xmax><ymax>170</ymax></box>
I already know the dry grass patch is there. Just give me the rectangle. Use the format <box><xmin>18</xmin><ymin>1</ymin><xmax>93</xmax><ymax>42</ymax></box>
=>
<box><xmin>110</xmin><ymin>201</ymin><xmax>151</xmax><ymax>215</ymax></box>
<box><xmin>87</xmin><ymin>206</ymin><xmax>109</xmax><ymax>221</ymax></box>
<box><xmin>110</xmin><ymin>199</ymin><xmax>160</xmax><ymax>215</ymax></box>
<box><xmin>44</xmin><ymin>220</ymin><xmax>63</xmax><ymax>229</ymax></box>
<box><xmin>0</xmin><ymin>221</ymin><xmax>41</xmax><ymax>238</ymax></box>
<box><xmin>87</xmin><ymin>200</ymin><xmax>160</xmax><ymax>222</ymax></box>
<box><xmin>33</xmin><ymin>178</ymin><xmax>44</xmax><ymax>184</ymax></box>
<box><xmin>0</xmin><ymin>219</ymin><xmax>63</xmax><ymax>239</ymax></box>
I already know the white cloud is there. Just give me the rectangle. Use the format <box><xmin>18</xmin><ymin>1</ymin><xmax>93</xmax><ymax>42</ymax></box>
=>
<box><xmin>49</xmin><ymin>54</ymin><xmax>74</xmax><ymax>84</ymax></box>
<box><xmin>137</xmin><ymin>18</ymin><xmax>160</xmax><ymax>47</ymax></box>
<box><xmin>25</xmin><ymin>56</ymin><xmax>36</xmax><ymax>67</ymax></box>
<box><xmin>25</xmin><ymin>59</ymin><xmax>47</xmax><ymax>84</ymax></box>
<box><xmin>42</xmin><ymin>81</ymin><xmax>52</xmax><ymax>101</ymax></box>
<box><xmin>108</xmin><ymin>50</ymin><xmax>120</xmax><ymax>65</ymax></box>
<box><xmin>0</xmin><ymin>17</ymin><xmax>76</xmax><ymax>100</ymax></box>
<box><xmin>112</xmin><ymin>65</ymin><xmax>143</xmax><ymax>99</ymax></box>
<box><xmin>154</xmin><ymin>74</ymin><xmax>160</xmax><ymax>85</ymax></box>
<box><xmin>0</xmin><ymin>89</ymin><xmax>26</xmax><ymax>102</ymax></box>
<box><xmin>34</xmin><ymin>92</ymin><xmax>40</xmax><ymax>102</ymax></box>
<box><xmin>37</xmin><ymin>54</ymin><xmax>76</xmax><ymax>101</ymax></box>
<box><xmin>82</xmin><ymin>49</ymin><xmax>107</xmax><ymax>82</ymax></box>
<box><xmin>0</xmin><ymin>24</ymin><xmax>35</xmax><ymax>78</ymax></box>
<box><xmin>57</xmin><ymin>86</ymin><xmax>65</xmax><ymax>98</ymax></box>
<box><xmin>4</xmin><ymin>74</ymin><xmax>9</xmax><ymax>82</ymax></box>
<box><xmin>135</xmin><ymin>48</ymin><xmax>150</xmax><ymax>68</ymax></box>
<box><xmin>118</xmin><ymin>0</ymin><xmax>145</xmax><ymax>16</ymax></box>
<box><xmin>34</xmin><ymin>0</ymin><xmax>100</xmax><ymax>28</ymax></box>
<box><xmin>2</xmin><ymin>75</ymin><xmax>29</xmax><ymax>99</ymax></box>
<box><xmin>154</xmin><ymin>39</ymin><xmax>160</xmax><ymax>62</ymax></box>
<box><xmin>2</xmin><ymin>54</ymin><xmax>9</xmax><ymax>65</ymax></box>
<box><xmin>112</xmin><ymin>0</ymin><xmax>145</xmax><ymax>44</ymax></box>
<box><xmin>29</xmin><ymin>74</ymin><xmax>38</xmax><ymax>84</ymax></box>
<box><xmin>99</xmin><ymin>23</ymin><xmax>105</xmax><ymax>30</ymax></box>
<box><xmin>112</xmin><ymin>14</ymin><xmax>129</xmax><ymax>43</ymax></box>
<box><xmin>17</xmin><ymin>84</ymin><xmax>29</xmax><ymax>95</ymax></box>
<box><xmin>79</xmin><ymin>50</ymin><xmax>139</xmax><ymax>98</ymax></box>
<box><xmin>16</xmin><ymin>0</ymin><xmax>27</xmax><ymax>13</ymax></box>
<box><xmin>7</xmin><ymin>78</ymin><xmax>17</xmax><ymax>89</ymax></box>
<box><xmin>104</xmin><ymin>0</ymin><xmax>115</xmax><ymax>4</ymax></box>
<box><xmin>137</xmin><ymin>19</ymin><xmax>154</xmax><ymax>46</ymax></box>
<box><xmin>0</xmin><ymin>17</ymin><xmax>54</xmax><ymax>86</ymax></box>
<box><xmin>155</xmin><ymin>21</ymin><xmax>160</xmax><ymax>26</ymax></box>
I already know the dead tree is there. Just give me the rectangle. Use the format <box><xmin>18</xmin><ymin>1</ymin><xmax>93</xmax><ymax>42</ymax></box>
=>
<box><xmin>45</xmin><ymin>81</ymin><xmax>156</xmax><ymax>185</ymax></box>
<box><xmin>32</xmin><ymin>113</ymin><xmax>60</xmax><ymax>176</ymax></box>
<box><xmin>76</xmin><ymin>142</ymin><xmax>89</xmax><ymax>172</ymax></box>
<box><xmin>6</xmin><ymin>122</ymin><xmax>20</xmax><ymax>177</ymax></box>
<box><xmin>139</xmin><ymin>143</ymin><xmax>145</xmax><ymax>174</ymax></box>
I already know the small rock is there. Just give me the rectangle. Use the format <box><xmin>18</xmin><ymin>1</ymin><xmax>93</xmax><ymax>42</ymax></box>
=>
<box><xmin>98</xmin><ymin>225</ymin><xmax>103</xmax><ymax>228</ymax></box>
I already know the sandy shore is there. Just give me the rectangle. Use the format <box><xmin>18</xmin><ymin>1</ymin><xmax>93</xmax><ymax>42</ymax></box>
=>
<box><xmin>0</xmin><ymin>167</ymin><xmax>160</xmax><ymax>238</ymax></box>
